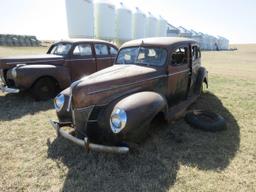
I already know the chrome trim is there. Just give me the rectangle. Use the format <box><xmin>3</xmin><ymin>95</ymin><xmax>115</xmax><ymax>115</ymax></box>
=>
<box><xmin>75</xmin><ymin>105</ymin><xmax>95</xmax><ymax>112</ymax></box>
<box><xmin>6</xmin><ymin>59</ymin><xmax>64</xmax><ymax>65</ymax></box>
<box><xmin>168</xmin><ymin>69</ymin><xmax>190</xmax><ymax>77</ymax></box>
<box><xmin>67</xmin><ymin>78</ymin><xmax>85</xmax><ymax>111</ymax></box>
<box><xmin>96</xmin><ymin>57</ymin><xmax>115</xmax><ymax>60</ymax></box>
<box><xmin>0</xmin><ymin>84</ymin><xmax>20</xmax><ymax>93</ymax></box>
<box><xmin>67</xmin><ymin>58</ymin><xmax>95</xmax><ymax>61</ymax></box>
<box><xmin>87</xmin><ymin>74</ymin><xmax>167</xmax><ymax>95</ymax></box>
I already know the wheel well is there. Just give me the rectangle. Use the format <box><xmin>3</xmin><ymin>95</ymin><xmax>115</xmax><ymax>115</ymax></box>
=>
<box><xmin>151</xmin><ymin>111</ymin><xmax>167</xmax><ymax>126</ymax></box>
<box><xmin>203</xmin><ymin>77</ymin><xmax>208</xmax><ymax>88</ymax></box>
<box><xmin>31</xmin><ymin>76</ymin><xmax>60</xmax><ymax>90</ymax></box>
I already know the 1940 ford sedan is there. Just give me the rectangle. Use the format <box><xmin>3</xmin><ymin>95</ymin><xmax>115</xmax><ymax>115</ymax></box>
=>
<box><xmin>50</xmin><ymin>37</ymin><xmax>208</xmax><ymax>154</ymax></box>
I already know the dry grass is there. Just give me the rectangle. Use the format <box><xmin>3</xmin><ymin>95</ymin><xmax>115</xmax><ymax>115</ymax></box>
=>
<box><xmin>0</xmin><ymin>45</ymin><xmax>256</xmax><ymax>192</ymax></box>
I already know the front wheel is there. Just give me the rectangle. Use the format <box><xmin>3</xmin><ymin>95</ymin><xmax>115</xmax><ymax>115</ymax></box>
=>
<box><xmin>31</xmin><ymin>77</ymin><xmax>59</xmax><ymax>101</ymax></box>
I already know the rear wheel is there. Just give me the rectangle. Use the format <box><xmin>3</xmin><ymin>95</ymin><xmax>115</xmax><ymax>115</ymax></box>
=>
<box><xmin>31</xmin><ymin>77</ymin><xmax>59</xmax><ymax>101</ymax></box>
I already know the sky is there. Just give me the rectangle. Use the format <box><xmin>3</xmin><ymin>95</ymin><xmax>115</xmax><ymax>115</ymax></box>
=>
<box><xmin>0</xmin><ymin>0</ymin><xmax>255</xmax><ymax>44</ymax></box>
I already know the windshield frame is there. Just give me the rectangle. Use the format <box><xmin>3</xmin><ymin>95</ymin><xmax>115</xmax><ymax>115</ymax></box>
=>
<box><xmin>47</xmin><ymin>42</ymin><xmax>73</xmax><ymax>56</ymax></box>
<box><xmin>115</xmin><ymin>46</ymin><xmax>168</xmax><ymax>67</ymax></box>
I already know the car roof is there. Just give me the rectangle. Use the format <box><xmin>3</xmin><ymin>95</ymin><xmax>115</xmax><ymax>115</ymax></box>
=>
<box><xmin>121</xmin><ymin>37</ymin><xmax>197</xmax><ymax>48</ymax></box>
<box><xmin>54</xmin><ymin>38</ymin><xmax>116</xmax><ymax>45</ymax></box>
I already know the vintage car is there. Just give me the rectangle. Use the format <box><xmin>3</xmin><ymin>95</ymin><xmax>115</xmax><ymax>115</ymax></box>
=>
<box><xmin>0</xmin><ymin>39</ymin><xmax>118</xmax><ymax>100</ymax></box>
<box><xmin>50</xmin><ymin>37</ymin><xmax>208</xmax><ymax>153</ymax></box>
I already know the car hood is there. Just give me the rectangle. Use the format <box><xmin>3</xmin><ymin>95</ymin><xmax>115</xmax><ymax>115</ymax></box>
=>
<box><xmin>0</xmin><ymin>54</ymin><xmax>64</xmax><ymax>70</ymax></box>
<box><xmin>72</xmin><ymin>64</ymin><xmax>165</xmax><ymax>108</ymax></box>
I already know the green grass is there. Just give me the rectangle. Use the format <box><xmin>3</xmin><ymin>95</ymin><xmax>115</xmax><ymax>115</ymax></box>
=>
<box><xmin>0</xmin><ymin>45</ymin><xmax>256</xmax><ymax>191</ymax></box>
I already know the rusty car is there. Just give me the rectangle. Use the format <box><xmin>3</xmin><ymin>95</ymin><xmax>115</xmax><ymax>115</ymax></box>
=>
<box><xmin>50</xmin><ymin>37</ymin><xmax>208</xmax><ymax>153</ymax></box>
<box><xmin>0</xmin><ymin>39</ymin><xmax>118</xmax><ymax>100</ymax></box>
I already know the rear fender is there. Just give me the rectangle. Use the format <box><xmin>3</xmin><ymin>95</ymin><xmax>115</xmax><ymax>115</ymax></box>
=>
<box><xmin>195</xmin><ymin>67</ymin><xmax>208</xmax><ymax>93</ymax></box>
<box><xmin>8</xmin><ymin>64</ymin><xmax>71</xmax><ymax>90</ymax></box>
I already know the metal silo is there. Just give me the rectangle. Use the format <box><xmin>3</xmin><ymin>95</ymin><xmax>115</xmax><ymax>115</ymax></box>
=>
<box><xmin>94</xmin><ymin>0</ymin><xmax>116</xmax><ymax>40</ymax></box>
<box><xmin>167</xmin><ymin>23</ymin><xmax>180</xmax><ymax>37</ymax></box>
<box><xmin>178</xmin><ymin>26</ymin><xmax>192</xmax><ymax>38</ymax></box>
<box><xmin>198</xmin><ymin>32</ymin><xmax>208</xmax><ymax>50</ymax></box>
<box><xmin>116</xmin><ymin>2</ymin><xmax>132</xmax><ymax>42</ymax></box>
<box><xmin>132</xmin><ymin>7</ymin><xmax>146</xmax><ymax>39</ymax></box>
<box><xmin>145</xmin><ymin>12</ymin><xmax>157</xmax><ymax>37</ymax></box>
<box><xmin>218</xmin><ymin>36</ymin><xmax>229</xmax><ymax>50</ymax></box>
<box><xmin>156</xmin><ymin>16</ymin><xmax>168</xmax><ymax>37</ymax></box>
<box><xmin>65</xmin><ymin>0</ymin><xmax>94</xmax><ymax>38</ymax></box>
<box><xmin>191</xmin><ymin>30</ymin><xmax>204</xmax><ymax>48</ymax></box>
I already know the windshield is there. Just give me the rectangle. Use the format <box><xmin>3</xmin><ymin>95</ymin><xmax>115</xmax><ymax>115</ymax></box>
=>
<box><xmin>50</xmin><ymin>43</ymin><xmax>72</xmax><ymax>55</ymax></box>
<box><xmin>116</xmin><ymin>47</ymin><xmax>167</xmax><ymax>66</ymax></box>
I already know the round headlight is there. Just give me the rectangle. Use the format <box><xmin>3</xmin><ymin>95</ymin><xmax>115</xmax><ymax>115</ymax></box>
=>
<box><xmin>11</xmin><ymin>68</ymin><xmax>17</xmax><ymax>78</ymax></box>
<box><xmin>110</xmin><ymin>108</ymin><xmax>127</xmax><ymax>134</ymax></box>
<box><xmin>54</xmin><ymin>94</ymin><xmax>65</xmax><ymax>112</ymax></box>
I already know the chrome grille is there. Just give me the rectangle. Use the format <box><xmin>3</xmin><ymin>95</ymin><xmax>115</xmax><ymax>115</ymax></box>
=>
<box><xmin>72</xmin><ymin>106</ymin><xmax>94</xmax><ymax>134</ymax></box>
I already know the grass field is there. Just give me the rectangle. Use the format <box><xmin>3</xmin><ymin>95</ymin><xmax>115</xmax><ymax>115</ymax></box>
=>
<box><xmin>0</xmin><ymin>45</ymin><xmax>256</xmax><ymax>192</ymax></box>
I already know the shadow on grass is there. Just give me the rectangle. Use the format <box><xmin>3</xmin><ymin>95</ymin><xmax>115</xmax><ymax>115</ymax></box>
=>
<box><xmin>47</xmin><ymin>92</ymin><xmax>240</xmax><ymax>192</ymax></box>
<box><xmin>0</xmin><ymin>92</ymin><xmax>52</xmax><ymax>121</ymax></box>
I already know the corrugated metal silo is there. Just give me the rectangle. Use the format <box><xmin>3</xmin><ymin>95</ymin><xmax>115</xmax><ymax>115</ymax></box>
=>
<box><xmin>178</xmin><ymin>26</ymin><xmax>192</xmax><ymax>38</ymax></box>
<box><xmin>94</xmin><ymin>0</ymin><xmax>116</xmax><ymax>40</ymax></box>
<box><xmin>116</xmin><ymin>2</ymin><xmax>132</xmax><ymax>41</ymax></box>
<box><xmin>198</xmin><ymin>32</ymin><xmax>207</xmax><ymax>50</ymax></box>
<box><xmin>167</xmin><ymin>23</ymin><xmax>180</xmax><ymax>37</ymax></box>
<box><xmin>65</xmin><ymin>0</ymin><xmax>94</xmax><ymax>38</ymax></box>
<box><xmin>132</xmin><ymin>7</ymin><xmax>146</xmax><ymax>39</ymax></box>
<box><xmin>191</xmin><ymin>30</ymin><xmax>204</xmax><ymax>48</ymax></box>
<box><xmin>156</xmin><ymin>16</ymin><xmax>168</xmax><ymax>37</ymax></box>
<box><xmin>145</xmin><ymin>12</ymin><xmax>157</xmax><ymax>37</ymax></box>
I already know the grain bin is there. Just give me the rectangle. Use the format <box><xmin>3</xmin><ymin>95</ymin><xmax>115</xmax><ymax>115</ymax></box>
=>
<box><xmin>156</xmin><ymin>16</ymin><xmax>168</xmax><ymax>37</ymax></box>
<box><xmin>116</xmin><ymin>2</ymin><xmax>132</xmax><ymax>41</ymax></box>
<box><xmin>191</xmin><ymin>30</ymin><xmax>204</xmax><ymax>47</ymax></box>
<box><xmin>167</xmin><ymin>23</ymin><xmax>180</xmax><ymax>37</ymax></box>
<box><xmin>94</xmin><ymin>0</ymin><xmax>116</xmax><ymax>40</ymax></box>
<box><xmin>65</xmin><ymin>0</ymin><xmax>94</xmax><ymax>38</ymax></box>
<box><xmin>132</xmin><ymin>7</ymin><xmax>146</xmax><ymax>39</ymax></box>
<box><xmin>218</xmin><ymin>36</ymin><xmax>229</xmax><ymax>50</ymax></box>
<box><xmin>145</xmin><ymin>12</ymin><xmax>157</xmax><ymax>37</ymax></box>
<box><xmin>178</xmin><ymin>26</ymin><xmax>192</xmax><ymax>38</ymax></box>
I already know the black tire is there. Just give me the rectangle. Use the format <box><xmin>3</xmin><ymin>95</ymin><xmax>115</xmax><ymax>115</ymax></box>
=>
<box><xmin>185</xmin><ymin>110</ymin><xmax>227</xmax><ymax>132</ymax></box>
<box><xmin>31</xmin><ymin>77</ymin><xmax>58</xmax><ymax>101</ymax></box>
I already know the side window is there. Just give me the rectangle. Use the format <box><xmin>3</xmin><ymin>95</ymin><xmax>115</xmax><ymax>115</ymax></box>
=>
<box><xmin>192</xmin><ymin>46</ymin><xmax>201</xmax><ymax>61</ymax></box>
<box><xmin>198</xmin><ymin>48</ymin><xmax>201</xmax><ymax>58</ymax></box>
<box><xmin>95</xmin><ymin>44</ymin><xmax>109</xmax><ymax>56</ymax></box>
<box><xmin>73</xmin><ymin>44</ymin><xmax>92</xmax><ymax>57</ymax></box>
<box><xmin>192</xmin><ymin>46</ymin><xmax>197</xmax><ymax>61</ymax></box>
<box><xmin>171</xmin><ymin>47</ymin><xmax>188</xmax><ymax>65</ymax></box>
<box><xmin>110</xmin><ymin>46</ymin><xmax>118</xmax><ymax>55</ymax></box>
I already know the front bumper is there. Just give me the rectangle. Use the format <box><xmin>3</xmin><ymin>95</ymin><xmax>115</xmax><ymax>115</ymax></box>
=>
<box><xmin>0</xmin><ymin>84</ymin><xmax>20</xmax><ymax>93</ymax></box>
<box><xmin>49</xmin><ymin>120</ymin><xmax>129</xmax><ymax>154</ymax></box>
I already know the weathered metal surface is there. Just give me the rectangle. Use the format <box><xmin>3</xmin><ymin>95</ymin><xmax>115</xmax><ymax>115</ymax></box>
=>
<box><xmin>50</xmin><ymin>120</ymin><xmax>129</xmax><ymax>154</ymax></box>
<box><xmin>53</xmin><ymin>37</ymin><xmax>208</xmax><ymax>149</ymax></box>
<box><xmin>0</xmin><ymin>39</ymin><xmax>118</xmax><ymax>93</ymax></box>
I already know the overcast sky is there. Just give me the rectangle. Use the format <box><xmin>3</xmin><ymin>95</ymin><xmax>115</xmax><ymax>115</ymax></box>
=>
<box><xmin>0</xmin><ymin>0</ymin><xmax>255</xmax><ymax>44</ymax></box>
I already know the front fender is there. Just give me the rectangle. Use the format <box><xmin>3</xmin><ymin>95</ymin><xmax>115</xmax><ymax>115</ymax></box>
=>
<box><xmin>7</xmin><ymin>64</ymin><xmax>71</xmax><ymax>90</ymax></box>
<box><xmin>97</xmin><ymin>91</ymin><xmax>168</xmax><ymax>143</ymax></box>
<box><xmin>195</xmin><ymin>67</ymin><xmax>208</xmax><ymax>93</ymax></box>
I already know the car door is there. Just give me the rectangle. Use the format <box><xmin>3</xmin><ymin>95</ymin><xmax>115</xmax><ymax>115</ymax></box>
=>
<box><xmin>167</xmin><ymin>44</ymin><xmax>191</xmax><ymax>106</ymax></box>
<box><xmin>189</xmin><ymin>44</ymin><xmax>201</xmax><ymax>95</ymax></box>
<box><xmin>67</xmin><ymin>43</ymin><xmax>97</xmax><ymax>81</ymax></box>
<box><xmin>94</xmin><ymin>43</ymin><xmax>116</xmax><ymax>71</ymax></box>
